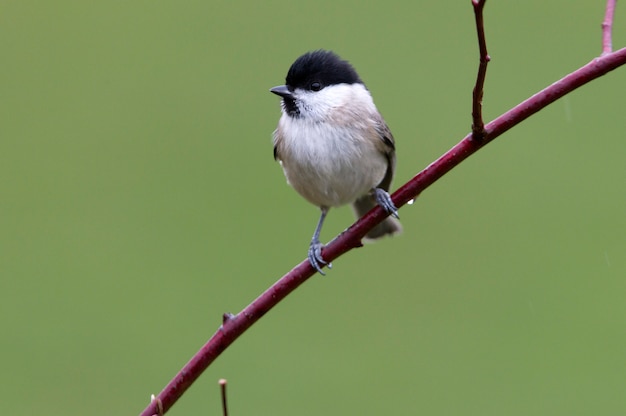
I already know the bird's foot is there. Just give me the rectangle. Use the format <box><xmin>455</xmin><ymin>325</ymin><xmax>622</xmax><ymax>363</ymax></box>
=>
<box><xmin>308</xmin><ymin>241</ymin><xmax>332</xmax><ymax>275</ymax></box>
<box><xmin>374</xmin><ymin>188</ymin><xmax>400</xmax><ymax>219</ymax></box>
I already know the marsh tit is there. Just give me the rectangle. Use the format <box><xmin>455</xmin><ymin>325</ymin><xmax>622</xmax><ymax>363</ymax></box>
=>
<box><xmin>270</xmin><ymin>50</ymin><xmax>401</xmax><ymax>275</ymax></box>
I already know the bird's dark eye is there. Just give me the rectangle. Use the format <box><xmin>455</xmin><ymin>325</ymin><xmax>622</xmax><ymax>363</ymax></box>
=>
<box><xmin>310</xmin><ymin>81</ymin><xmax>322</xmax><ymax>91</ymax></box>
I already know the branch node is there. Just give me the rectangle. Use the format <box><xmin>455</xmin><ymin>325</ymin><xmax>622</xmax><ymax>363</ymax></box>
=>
<box><xmin>222</xmin><ymin>313</ymin><xmax>236</xmax><ymax>326</ymax></box>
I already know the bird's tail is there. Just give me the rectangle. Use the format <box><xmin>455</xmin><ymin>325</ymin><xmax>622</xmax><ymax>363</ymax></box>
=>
<box><xmin>352</xmin><ymin>195</ymin><xmax>402</xmax><ymax>241</ymax></box>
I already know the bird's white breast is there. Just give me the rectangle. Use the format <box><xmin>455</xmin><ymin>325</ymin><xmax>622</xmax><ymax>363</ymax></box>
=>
<box><xmin>274</xmin><ymin>85</ymin><xmax>388</xmax><ymax>208</ymax></box>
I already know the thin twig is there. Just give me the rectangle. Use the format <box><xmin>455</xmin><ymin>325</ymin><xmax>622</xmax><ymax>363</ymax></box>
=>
<box><xmin>602</xmin><ymin>0</ymin><xmax>617</xmax><ymax>55</ymax></box>
<box><xmin>219</xmin><ymin>379</ymin><xmax>228</xmax><ymax>416</ymax></box>
<box><xmin>471</xmin><ymin>0</ymin><xmax>490</xmax><ymax>139</ymax></box>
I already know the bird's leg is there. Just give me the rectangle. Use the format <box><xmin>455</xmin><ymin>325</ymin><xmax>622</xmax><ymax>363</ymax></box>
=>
<box><xmin>373</xmin><ymin>188</ymin><xmax>400</xmax><ymax>219</ymax></box>
<box><xmin>308</xmin><ymin>207</ymin><xmax>332</xmax><ymax>275</ymax></box>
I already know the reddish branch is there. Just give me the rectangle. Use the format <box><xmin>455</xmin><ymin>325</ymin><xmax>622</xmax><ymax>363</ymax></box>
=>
<box><xmin>602</xmin><ymin>0</ymin><xmax>617</xmax><ymax>55</ymax></box>
<box><xmin>471</xmin><ymin>0</ymin><xmax>490</xmax><ymax>139</ymax></box>
<box><xmin>139</xmin><ymin>2</ymin><xmax>624</xmax><ymax>415</ymax></box>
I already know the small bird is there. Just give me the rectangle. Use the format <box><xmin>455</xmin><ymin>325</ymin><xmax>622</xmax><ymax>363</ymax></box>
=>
<box><xmin>270</xmin><ymin>50</ymin><xmax>401</xmax><ymax>274</ymax></box>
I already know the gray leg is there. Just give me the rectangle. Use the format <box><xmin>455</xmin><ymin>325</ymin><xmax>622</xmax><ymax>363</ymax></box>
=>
<box><xmin>308</xmin><ymin>207</ymin><xmax>332</xmax><ymax>275</ymax></box>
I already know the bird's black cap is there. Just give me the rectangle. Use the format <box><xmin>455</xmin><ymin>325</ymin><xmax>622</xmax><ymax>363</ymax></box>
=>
<box><xmin>285</xmin><ymin>50</ymin><xmax>363</xmax><ymax>91</ymax></box>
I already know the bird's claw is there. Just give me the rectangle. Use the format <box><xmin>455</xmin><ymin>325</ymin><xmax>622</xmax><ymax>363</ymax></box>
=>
<box><xmin>308</xmin><ymin>242</ymin><xmax>332</xmax><ymax>275</ymax></box>
<box><xmin>374</xmin><ymin>188</ymin><xmax>400</xmax><ymax>219</ymax></box>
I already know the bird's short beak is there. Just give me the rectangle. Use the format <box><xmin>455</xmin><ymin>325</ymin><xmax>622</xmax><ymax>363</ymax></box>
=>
<box><xmin>270</xmin><ymin>85</ymin><xmax>293</xmax><ymax>98</ymax></box>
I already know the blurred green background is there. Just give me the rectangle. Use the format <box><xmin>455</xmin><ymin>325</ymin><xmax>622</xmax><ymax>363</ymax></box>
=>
<box><xmin>1</xmin><ymin>1</ymin><xmax>625</xmax><ymax>415</ymax></box>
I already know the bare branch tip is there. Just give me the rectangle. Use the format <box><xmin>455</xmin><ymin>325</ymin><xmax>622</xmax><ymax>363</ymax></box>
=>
<box><xmin>220</xmin><ymin>377</ymin><xmax>229</xmax><ymax>416</ymax></box>
<box><xmin>472</xmin><ymin>0</ymin><xmax>486</xmax><ymax>10</ymax></box>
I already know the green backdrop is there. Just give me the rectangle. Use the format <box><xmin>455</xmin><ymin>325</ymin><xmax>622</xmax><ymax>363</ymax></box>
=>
<box><xmin>1</xmin><ymin>1</ymin><xmax>625</xmax><ymax>415</ymax></box>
